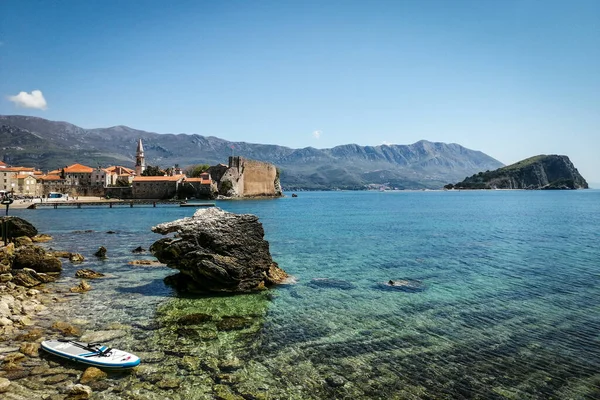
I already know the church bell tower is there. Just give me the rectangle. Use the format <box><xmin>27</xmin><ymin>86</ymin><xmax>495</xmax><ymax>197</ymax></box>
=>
<box><xmin>135</xmin><ymin>138</ymin><xmax>146</xmax><ymax>175</ymax></box>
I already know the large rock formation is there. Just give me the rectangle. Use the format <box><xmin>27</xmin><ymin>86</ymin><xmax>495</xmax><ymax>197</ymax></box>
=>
<box><xmin>0</xmin><ymin>217</ymin><xmax>38</xmax><ymax>240</ymax></box>
<box><xmin>150</xmin><ymin>207</ymin><xmax>287</xmax><ymax>293</ymax></box>
<box><xmin>447</xmin><ymin>155</ymin><xmax>588</xmax><ymax>190</ymax></box>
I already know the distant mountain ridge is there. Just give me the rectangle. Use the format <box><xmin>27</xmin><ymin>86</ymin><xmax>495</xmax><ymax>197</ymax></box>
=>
<box><xmin>448</xmin><ymin>155</ymin><xmax>588</xmax><ymax>190</ymax></box>
<box><xmin>0</xmin><ymin>115</ymin><xmax>504</xmax><ymax>190</ymax></box>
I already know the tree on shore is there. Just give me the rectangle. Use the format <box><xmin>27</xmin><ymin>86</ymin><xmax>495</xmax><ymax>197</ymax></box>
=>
<box><xmin>185</xmin><ymin>164</ymin><xmax>210</xmax><ymax>178</ymax></box>
<box><xmin>141</xmin><ymin>166</ymin><xmax>165</xmax><ymax>176</ymax></box>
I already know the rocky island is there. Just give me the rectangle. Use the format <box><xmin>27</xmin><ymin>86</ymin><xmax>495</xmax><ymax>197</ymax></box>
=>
<box><xmin>445</xmin><ymin>155</ymin><xmax>588</xmax><ymax>190</ymax></box>
<box><xmin>151</xmin><ymin>207</ymin><xmax>288</xmax><ymax>292</ymax></box>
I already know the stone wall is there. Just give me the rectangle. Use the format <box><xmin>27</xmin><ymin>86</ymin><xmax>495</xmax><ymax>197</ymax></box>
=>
<box><xmin>218</xmin><ymin>157</ymin><xmax>281</xmax><ymax>197</ymax></box>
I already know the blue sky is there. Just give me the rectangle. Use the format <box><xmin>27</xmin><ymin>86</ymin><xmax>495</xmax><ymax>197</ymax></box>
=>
<box><xmin>1</xmin><ymin>0</ymin><xmax>599</xmax><ymax>182</ymax></box>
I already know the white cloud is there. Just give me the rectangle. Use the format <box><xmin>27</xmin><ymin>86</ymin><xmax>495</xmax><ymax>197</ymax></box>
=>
<box><xmin>312</xmin><ymin>130</ymin><xmax>322</xmax><ymax>139</ymax></box>
<box><xmin>8</xmin><ymin>90</ymin><xmax>48</xmax><ymax>110</ymax></box>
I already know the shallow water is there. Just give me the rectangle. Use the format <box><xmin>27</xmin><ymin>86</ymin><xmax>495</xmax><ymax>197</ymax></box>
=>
<box><xmin>11</xmin><ymin>190</ymin><xmax>600</xmax><ymax>399</ymax></box>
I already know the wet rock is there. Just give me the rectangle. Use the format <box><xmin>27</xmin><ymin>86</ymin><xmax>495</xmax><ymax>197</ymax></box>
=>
<box><xmin>0</xmin><ymin>377</ymin><xmax>11</xmax><ymax>392</ymax></box>
<box><xmin>45</xmin><ymin>373</ymin><xmax>70</xmax><ymax>384</ymax></box>
<box><xmin>325</xmin><ymin>374</ymin><xmax>347</xmax><ymax>387</ymax></box>
<box><xmin>79</xmin><ymin>367</ymin><xmax>107</xmax><ymax>384</ymax></box>
<box><xmin>69</xmin><ymin>253</ymin><xmax>85</xmax><ymax>263</ymax></box>
<box><xmin>135</xmin><ymin>351</ymin><xmax>165</xmax><ymax>363</ymax></box>
<box><xmin>4</xmin><ymin>369</ymin><xmax>30</xmax><ymax>380</ymax></box>
<box><xmin>51</xmin><ymin>251</ymin><xmax>71</xmax><ymax>258</ymax></box>
<box><xmin>12</xmin><ymin>246</ymin><xmax>62</xmax><ymax>273</ymax></box>
<box><xmin>106</xmin><ymin>231</ymin><xmax>116</xmax><ymax>234</ymax></box>
<box><xmin>0</xmin><ymin>217</ymin><xmax>38</xmax><ymax>239</ymax></box>
<box><xmin>213</xmin><ymin>384</ymin><xmax>244</xmax><ymax>400</ymax></box>
<box><xmin>3</xmin><ymin>352</ymin><xmax>26</xmax><ymax>364</ymax></box>
<box><xmin>150</xmin><ymin>207</ymin><xmax>288</xmax><ymax>293</ymax></box>
<box><xmin>51</xmin><ymin>321</ymin><xmax>81</xmax><ymax>336</ymax></box>
<box><xmin>16</xmin><ymin>328</ymin><xmax>44</xmax><ymax>342</ymax></box>
<box><xmin>0</xmin><ymin>346</ymin><xmax>20</xmax><ymax>353</ymax></box>
<box><xmin>32</xmin><ymin>234</ymin><xmax>53</xmax><ymax>243</ymax></box>
<box><xmin>93</xmin><ymin>246</ymin><xmax>107</xmax><ymax>258</ymax></box>
<box><xmin>177</xmin><ymin>312</ymin><xmax>213</xmax><ymax>325</ymax></box>
<box><xmin>70</xmin><ymin>280</ymin><xmax>91</xmax><ymax>293</ymax></box>
<box><xmin>11</xmin><ymin>268</ymin><xmax>56</xmax><ymax>288</ymax></box>
<box><xmin>74</xmin><ymin>269</ymin><xmax>104</xmax><ymax>279</ymax></box>
<box><xmin>132</xmin><ymin>246</ymin><xmax>146</xmax><ymax>253</ymax></box>
<box><xmin>218</xmin><ymin>357</ymin><xmax>242</xmax><ymax>372</ymax></box>
<box><xmin>65</xmin><ymin>383</ymin><xmax>92</xmax><ymax>399</ymax></box>
<box><xmin>19</xmin><ymin>342</ymin><xmax>40</xmax><ymax>357</ymax></box>
<box><xmin>12</xmin><ymin>268</ymin><xmax>56</xmax><ymax>288</ymax></box>
<box><xmin>80</xmin><ymin>329</ymin><xmax>126</xmax><ymax>342</ymax></box>
<box><xmin>216</xmin><ymin>316</ymin><xmax>254</xmax><ymax>331</ymax></box>
<box><xmin>13</xmin><ymin>236</ymin><xmax>33</xmax><ymax>248</ymax></box>
<box><xmin>156</xmin><ymin>376</ymin><xmax>181</xmax><ymax>389</ymax></box>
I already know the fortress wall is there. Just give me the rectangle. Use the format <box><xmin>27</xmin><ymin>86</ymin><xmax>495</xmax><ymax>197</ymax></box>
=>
<box><xmin>240</xmin><ymin>159</ymin><xmax>277</xmax><ymax>196</ymax></box>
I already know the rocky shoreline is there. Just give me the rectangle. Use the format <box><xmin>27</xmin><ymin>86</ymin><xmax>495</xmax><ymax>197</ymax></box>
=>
<box><xmin>0</xmin><ymin>214</ymin><xmax>303</xmax><ymax>399</ymax></box>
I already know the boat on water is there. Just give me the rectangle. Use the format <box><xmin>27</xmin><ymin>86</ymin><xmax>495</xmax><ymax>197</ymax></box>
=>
<box><xmin>41</xmin><ymin>340</ymin><xmax>140</xmax><ymax>369</ymax></box>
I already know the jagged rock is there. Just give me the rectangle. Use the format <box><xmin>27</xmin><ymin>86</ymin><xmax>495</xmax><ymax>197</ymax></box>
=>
<box><xmin>150</xmin><ymin>207</ymin><xmax>288</xmax><ymax>292</ymax></box>
<box><xmin>70</xmin><ymin>280</ymin><xmax>91</xmax><ymax>293</ymax></box>
<box><xmin>66</xmin><ymin>383</ymin><xmax>93</xmax><ymax>400</ymax></box>
<box><xmin>80</xmin><ymin>367</ymin><xmax>107</xmax><ymax>384</ymax></box>
<box><xmin>0</xmin><ymin>273</ymin><xmax>12</xmax><ymax>283</ymax></box>
<box><xmin>93</xmin><ymin>246</ymin><xmax>107</xmax><ymax>258</ymax></box>
<box><xmin>12</xmin><ymin>236</ymin><xmax>33</xmax><ymax>248</ymax></box>
<box><xmin>19</xmin><ymin>342</ymin><xmax>40</xmax><ymax>357</ymax></box>
<box><xmin>12</xmin><ymin>269</ymin><xmax>56</xmax><ymax>287</ymax></box>
<box><xmin>75</xmin><ymin>269</ymin><xmax>104</xmax><ymax>279</ymax></box>
<box><xmin>0</xmin><ymin>217</ymin><xmax>38</xmax><ymax>239</ymax></box>
<box><xmin>12</xmin><ymin>246</ymin><xmax>62</xmax><ymax>273</ymax></box>
<box><xmin>131</xmin><ymin>246</ymin><xmax>146</xmax><ymax>253</ymax></box>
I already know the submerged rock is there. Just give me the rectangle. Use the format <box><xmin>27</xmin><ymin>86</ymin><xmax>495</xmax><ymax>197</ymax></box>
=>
<box><xmin>150</xmin><ymin>207</ymin><xmax>288</xmax><ymax>293</ymax></box>
<box><xmin>377</xmin><ymin>279</ymin><xmax>426</xmax><ymax>292</ymax></box>
<box><xmin>70</xmin><ymin>280</ymin><xmax>92</xmax><ymax>293</ymax></box>
<box><xmin>75</xmin><ymin>269</ymin><xmax>104</xmax><ymax>279</ymax></box>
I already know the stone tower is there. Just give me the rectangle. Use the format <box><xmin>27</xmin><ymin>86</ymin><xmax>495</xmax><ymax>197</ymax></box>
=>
<box><xmin>135</xmin><ymin>138</ymin><xmax>146</xmax><ymax>175</ymax></box>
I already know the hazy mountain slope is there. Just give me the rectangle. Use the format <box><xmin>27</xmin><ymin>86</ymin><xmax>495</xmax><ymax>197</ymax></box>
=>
<box><xmin>0</xmin><ymin>115</ymin><xmax>504</xmax><ymax>189</ymax></box>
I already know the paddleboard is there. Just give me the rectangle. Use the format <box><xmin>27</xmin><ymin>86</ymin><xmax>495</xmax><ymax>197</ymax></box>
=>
<box><xmin>41</xmin><ymin>340</ymin><xmax>140</xmax><ymax>369</ymax></box>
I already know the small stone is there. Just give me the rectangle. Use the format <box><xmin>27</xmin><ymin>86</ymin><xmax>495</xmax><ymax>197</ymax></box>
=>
<box><xmin>69</xmin><ymin>253</ymin><xmax>85</xmax><ymax>263</ymax></box>
<box><xmin>19</xmin><ymin>342</ymin><xmax>40</xmax><ymax>357</ymax></box>
<box><xmin>51</xmin><ymin>321</ymin><xmax>81</xmax><ymax>336</ymax></box>
<box><xmin>3</xmin><ymin>352</ymin><xmax>26</xmax><ymax>363</ymax></box>
<box><xmin>70</xmin><ymin>280</ymin><xmax>92</xmax><ymax>293</ymax></box>
<box><xmin>0</xmin><ymin>377</ymin><xmax>11</xmax><ymax>392</ymax></box>
<box><xmin>16</xmin><ymin>328</ymin><xmax>43</xmax><ymax>341</ymax></box>
<box><xmin>32</xmin><ymin>234</ymin><xmax>53</xmax><ymax>243</ymax></box>
<box><xmin>80</xmin><ymin>367</ymin><xmax>107</xmax><ymax>384</ymax></box>
<box><xmin>156</xmin><ymin>377</ymin><xmax>181</xmax><ymax>389</ymax></box>
<box><xmin>325</xmin><ymin>374</ymin><xmax>347</xmax><ymax>387</ymax></box>
<box><xmin>45</xmin><ymin>373</ymin><xmax>69</xmax><ymax>384</ymax></box>
<box><xmin>218</xmin><ymin>357</ymin><xmax>242</xmax><ymax>372</ymax></box>
<box><xmin>131</xmin><ymin>246</ymin><xmax>146</xmax><ymax>253</ymax></box>
<box><xmin>0</xmin><ymin>274</ymin><xmax>12</xmax><ymax>283</ymax></box>
<box><xmin>75</xmin><ymin>269</ymin><xmax>104</xmax><ymax>279</ymax></box>
<box><xmin>65</xmin><ymin>383</ymin><xmax>92</xmax><ymax>399</ymax></box>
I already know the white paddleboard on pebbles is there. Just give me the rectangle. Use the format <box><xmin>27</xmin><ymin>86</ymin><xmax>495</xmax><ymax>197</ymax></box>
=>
<box><xmin>41</xmin><ymin>340</ymin><xmax>140</xmax><ymax>369</ymax></box>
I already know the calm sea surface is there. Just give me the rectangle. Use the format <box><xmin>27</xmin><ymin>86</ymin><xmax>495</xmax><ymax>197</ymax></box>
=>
<box><xmin>11</xmin><ymin>190</ymin><xmax>600</xmax><ymax>399</ymax></box>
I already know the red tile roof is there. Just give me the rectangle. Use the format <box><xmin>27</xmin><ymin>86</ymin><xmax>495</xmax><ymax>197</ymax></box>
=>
<box><xmin>133</xmin><ymin>175</ymin><xmax>184</xmax><ymax>182</ymax></box>
<box><xmin>15</xmin><ymin>174</ymin><xmax>37</xmax><ymax>179</ymax></box>
<box><xmin>38</xmin><ymin>175</ymin><xmax>65</xmax><ymax>181</ymax></box>
<box><xmin>63</xmin><ymin>163</ymin><xmax>94</xmax><ymax>173</ymax></box>
<box><xmin>186</xmin><ymin>178</ymin><xmax>212</xmax><ymax>184</ymax></box>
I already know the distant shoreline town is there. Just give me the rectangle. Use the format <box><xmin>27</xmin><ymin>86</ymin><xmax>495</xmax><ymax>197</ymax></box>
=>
<box><xmin>0</xmin><ymin>139</ymin><xmax>282</xmax><ymax>200</ymax></box>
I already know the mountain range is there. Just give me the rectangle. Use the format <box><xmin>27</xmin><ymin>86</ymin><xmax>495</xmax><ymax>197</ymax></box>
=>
<box><xmin>0</xmin><ymin>115</ymin><xmax>504</xmax><ymax>190</ymax></box>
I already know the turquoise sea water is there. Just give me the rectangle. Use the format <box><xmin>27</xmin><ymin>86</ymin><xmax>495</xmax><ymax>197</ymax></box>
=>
<box><xmin>11</xmin><ymin>190</ymin><xmax>600</xmax><ymax>399</ymax></box>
